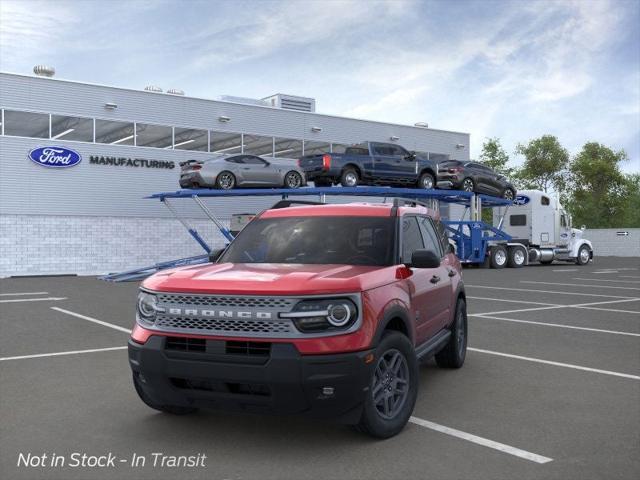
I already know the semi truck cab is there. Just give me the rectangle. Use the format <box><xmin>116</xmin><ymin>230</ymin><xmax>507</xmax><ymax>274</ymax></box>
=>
<box><xmin>494</xmin><ymin>190</ymin><xmax>593</xmax><ymax>265</ymax></box>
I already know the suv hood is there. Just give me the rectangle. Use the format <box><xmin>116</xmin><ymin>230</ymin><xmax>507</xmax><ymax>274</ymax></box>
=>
<box><xmin>143</xmin><ymin>262</ymin><xmax>397</xmax><ymax>295</ymax></box>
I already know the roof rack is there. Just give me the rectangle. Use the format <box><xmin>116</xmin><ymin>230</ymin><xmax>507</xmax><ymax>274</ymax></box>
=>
<box><xmin>271</xmin><ymin>199</ymin><xmax>325</xmax><ymax>209</ymax></box>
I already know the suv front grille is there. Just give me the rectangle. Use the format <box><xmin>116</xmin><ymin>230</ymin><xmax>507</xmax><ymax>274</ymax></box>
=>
<box><xmin>165</xmin><ymin>337</ymin><xmax>206</xmax><ymax>352</ymax></box>
<box><xmin>156</xmin><ymin>294</ymin><xmax>294</xmax><ymax>309</ymax></box>
<box><xmin>226</xmin><ymin>341</ymin><xmax>271</xmax><ymax>356</ymax></box>
<box><xmin>155</xmin><ymin>316</ymin><xmax>293</xmax><ymax>335</ymax></box>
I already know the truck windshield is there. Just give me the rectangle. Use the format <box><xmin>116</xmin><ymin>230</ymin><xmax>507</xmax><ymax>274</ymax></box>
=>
<box><xmin>219</xmin><ymin>216</ymin><xmax>395</xmax><ymax>266</ymax></box>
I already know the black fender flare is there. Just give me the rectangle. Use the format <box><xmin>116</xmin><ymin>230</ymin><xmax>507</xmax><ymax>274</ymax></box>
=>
<box><xmin>371</xmin><ymin>303</ymin><xmax>414</xmax><ymax>347</ymax></box>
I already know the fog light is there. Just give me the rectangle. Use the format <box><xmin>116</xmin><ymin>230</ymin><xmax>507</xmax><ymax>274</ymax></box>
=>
<box><xmin>322</xmin><ymin>387</ymin><xmax>335</xmax><ymax>396</ymax></box>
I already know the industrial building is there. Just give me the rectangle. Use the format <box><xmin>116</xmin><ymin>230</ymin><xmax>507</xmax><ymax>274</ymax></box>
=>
<box><xmin>0</xmin><ymin>69</ymin><xmax>470</xmax><ymax>277</ymax></box>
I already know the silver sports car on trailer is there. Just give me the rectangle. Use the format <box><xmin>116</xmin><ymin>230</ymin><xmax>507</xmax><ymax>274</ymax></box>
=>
<box><xmin>179</xmin><ymin>154</ymin><xmax>307</xmax><ymax>189</ymax></box>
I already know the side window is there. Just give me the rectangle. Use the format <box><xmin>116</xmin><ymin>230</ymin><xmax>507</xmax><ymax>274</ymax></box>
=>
<box><xmin>243</xmin><ymin>155</ymin><xmax>267</xmax><ymax>165</ymax></box>
<box><xmin>541</xmin><ymin>196</ymin><xmax>550</xmax><ymax>206</ymax></box>
<box><xmin>389</xmin><ymin>145</ymin><xmax>408</xmax><ymax>157</ymax></box>
<box><xmin>432</xmin><ymin>218</ymin><xmax>450</xmax><ymax>254</ymax></box>
<box><xmin>225</xmin><ymin>156</ymin><xmax>244</xmax><ymax>164</ymax></box>
<box><xmin>561</xmin><ymin>215</ymin><xmax>567</xmax><ymax>227</ymax></box>
<box><xmin>401</xmin><ymin>217</ymin><xmax>425</xmax><ymax>264</ymax></box>
<box><xmin>510</xmin><ymin>215</ymin><xmax>527</xmax><ymax>226</ymax></box>
<box><xmin>418</xmin><ymin>217</ymin><xmax>443</xmax><ymax>258</ymax></box>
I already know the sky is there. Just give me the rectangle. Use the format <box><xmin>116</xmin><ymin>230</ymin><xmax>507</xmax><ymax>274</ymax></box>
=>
<box><xmin>1</xmin><ymin>0</ymin><xmax>638</xmax><ymax>172</ymax></box>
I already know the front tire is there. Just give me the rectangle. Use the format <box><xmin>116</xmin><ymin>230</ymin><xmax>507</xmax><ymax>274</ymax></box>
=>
<box><xmin>417</xmin><ymin>172</ymin><xmax>435</xmax><ymax>189</ymax></box>
<box><xmin>340</xmin><ymin>168</ymin><xmax>359</xmax><ymax>187</ymax></box>
<box><xmin>461</xmin><ymin>177</ymin><xmax>475</xmax><ymax>192</ymax></box>
<box><xmin>435</xmin><ymin>298</ymin><xmax>467</xmax><ymax>368</ymax></box>
<box><xmin>216</xmin><ymin>171</ymin><xmax>236</xmax><ymax>190</ymax></box>
<box><xmin>284</xmin><ymin>171</ymin><xmax>303</xmax><ymax>189</ymax></box>
<box><xmin>576</xmin><ymin>245</ymin><xmax>591</xmax><ymax>265</ymax></box>
<box><xmin>356</xmin><ymin>331</ymin><xmax>418</xmax><ymax>438</ymax></box>
<box><xmin>133</xmin><ymin>374</ymin><xmax>198</xmax><ymax>415</ymax></box>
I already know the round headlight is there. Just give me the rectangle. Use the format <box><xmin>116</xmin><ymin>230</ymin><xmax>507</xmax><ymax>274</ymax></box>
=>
<box><xmin>327</xmin><ymin>302</ymin><xmax>353</xmax><ymax>327</ymax></box>
<box><xmin>137</xmin><ymin>291</ymin><xmax>158</xmax><ymax>323</ymax></box>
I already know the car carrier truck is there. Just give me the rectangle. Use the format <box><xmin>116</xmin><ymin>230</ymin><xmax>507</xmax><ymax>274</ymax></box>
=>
<box><xmin>485</xmin><ymin>189</ymin><xmax>593</xmax><ymax>268</ymax></box>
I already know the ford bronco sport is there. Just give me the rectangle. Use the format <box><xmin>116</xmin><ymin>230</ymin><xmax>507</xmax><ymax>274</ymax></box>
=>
<box><xmin>129</xmin><ymin>199</ymin><xmax>467</xmax><ymax>438</ymax></box>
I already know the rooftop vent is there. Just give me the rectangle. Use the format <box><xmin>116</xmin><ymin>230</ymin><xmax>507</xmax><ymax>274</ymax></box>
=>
<box><xmin>414</xmin><ymin>122</ymin><xmax>429</xmax><ymax>128</ymax></box>
<box><xmin>167</xmin><ymin>88</ymin><xmax>185</xmax><ymax>96</ymax></box>
<box><xmin>144</xmin><ymin>85</ymin><xmax>163</xmax><ymax>93</ymax></box>
<box><xmin>33</xmin><ymin>65</ymin><xmax>55</xmax><ymax>77</ymax></box>
<box><xmin>262</xmin><ymin>94</ymin><xmax>315</xmax><ymax>112</ymax></box>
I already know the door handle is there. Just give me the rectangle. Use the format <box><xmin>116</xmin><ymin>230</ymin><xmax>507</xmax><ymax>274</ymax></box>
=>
<box><xmin>448</xmin><ymin>269</ymin><xmax>456</xmax><ymax>277</ymax></box>
<box><xmin>430</xmin><ymin>275</ymin><xmax>440</xmax><ymax>284</ymax></box>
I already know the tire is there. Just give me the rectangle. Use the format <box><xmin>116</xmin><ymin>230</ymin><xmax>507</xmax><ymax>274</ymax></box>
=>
<box><xmin>314</xmin><ymin>178</ymin><xmax>332</xmax><ymax>187</ymax></box>
<box><xmin>284</xmin><ymin>171</ymin><xmax>303</xmax><ymax>189</ymax></box>
<box><xmin>502</xmin><ymin>188</ymin><xmax>515</xmax><ymax>201</ymax></box>
<box><xmin>435</xmin><ymin>298</ymin><xmax>467</xmax><ymax>369</ymax></box>
<box><xmin>132</xmin><ymin>374</ymin><xmax>198</xmax><ymax>415</ymax></box>
<box><xmin>340</xmin><ymin>168</ymin><xmax>359</xmax><ymax>187</ymax></box>
<box><xmin>215</xmin><ymin>171</ymin><xmax>236</xmax><ymax>190</ymax></box>
<box><xmin>576</xmin><ymin>244</ymin><xmax>591</xmax><ymax>265</ymax></box>
<box><xmin>507</xmin><ymin>245</ymin><xmax>526</xmax><ymax>268</ymax></box>
<box><xmin>490</xmin><ymin>245</ymin><xmax>507</xmax><ymax>269</ymax></box>
<box><xmin>461</xmin><ymin>177</ymin><xmax>475</xmax><ymax>192</ymax></box>
<box><xmin>355</xmin><ymin>331</ymin><xmax>418</xmax><ymax>439</ymax></box>
<box><xmin>417</xmin><ymin>172</ymin><xmax>435</xmax><ymax>190</ymax></box>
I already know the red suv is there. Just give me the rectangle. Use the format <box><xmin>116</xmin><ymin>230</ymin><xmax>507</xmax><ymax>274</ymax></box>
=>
<box><xmin>129</xmin><ymin>199</ymin><xmax>467</xmax><ymax>438</ymax></box>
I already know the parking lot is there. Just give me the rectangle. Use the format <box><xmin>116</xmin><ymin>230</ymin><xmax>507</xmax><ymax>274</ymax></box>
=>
<box><xmin>1</xmin><ymin>257</ymin><xmax>638</xmax><ymax>480</ymax></box>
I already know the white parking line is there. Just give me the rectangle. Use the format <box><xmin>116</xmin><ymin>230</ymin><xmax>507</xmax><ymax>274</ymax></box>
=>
<box><xmin>0</xmin><ymin>346</ymin><xmax>127</xmax><ymax>362</ymax></box>
<box><xmin>466</xmin><ymin>285</ymin><xmax>635</xmax><ymax>299</ymax></box>
<box><xmin>468</xmin><ymin>348</ymin><xmax>640</xmax><ymax>380</ymax></box>
<box><xmin>0</xmin><ymin>297</ymin><xmax>67</xmax><ymax>304</ymax></box>
<box><xmin>0</xmin><ymin>291</ymin><xmax>49</xmax><ymax>296</ymax></box>
<box><xmin>572</xmin><ymin>278</ymin><xmax>640</xmax><ymax>284</ymax></box>
<box><xmin>521</xmin><ymin>281</ymin><xmax>640</xmax><ymax>291</ymax></box>
<box><xmin>467</xmin><ymin>296</ymin><xmax>558</xmax><ymax>307</ymax></box>
<box><xmin>51</xmin><ymin>307</ymin><xmax>132</xmax><ymax>334</ymax></box>
<box><xmin>552</xmin><ymin>269</ymin><xmax>578</xmax><ymax>272</ymax></box>
<box><xmin>474</xmin><ymin>298</ymin><xmax>640</xmax><ymax>316</ymax></box>
<box><xmin>409</xmin><ymin>416</ymin><xmax>553</xmax><ymax>464</ymax></box>
<box><xmin>470</xmin><ymin>314</ymin><xmax>640</xmax><ymax>337</ymax></box>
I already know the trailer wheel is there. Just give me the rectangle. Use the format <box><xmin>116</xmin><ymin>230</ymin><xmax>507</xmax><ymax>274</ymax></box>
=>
<box><xmin>490</xmin><ymin>245</ymin><xmax>507</xmax><ymax>269</ymax></box>
<box><xmin>507</xmin><ymin>246</ymin><xmax>526</xmax><ymax>268</ymax></box>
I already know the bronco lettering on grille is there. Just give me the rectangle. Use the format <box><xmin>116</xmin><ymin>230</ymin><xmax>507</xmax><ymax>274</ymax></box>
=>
<box><xmin>167</xmin><ymin>308</ymin><xmax>272</xmax><ymax>319</ymax></box>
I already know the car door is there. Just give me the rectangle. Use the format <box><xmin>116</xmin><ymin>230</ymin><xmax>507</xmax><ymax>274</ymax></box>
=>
<box><xmin>416</xmin><ymin>216</ymin><xmax>452</xmax><ymax>337</ymax></box>
<box><xmin>400</xmin><ymin>216</ymin><xmax>448</xmax><ymax>345</ymax></box>
<box><xmin>371</xmin><ymin>143</ymin><xmax>414</xmax><ymax>182</ymax></box>
<box><xmin>239</xmin><ymin>156</ymin><xmax>280</xmax><ymax>186</ymax></box>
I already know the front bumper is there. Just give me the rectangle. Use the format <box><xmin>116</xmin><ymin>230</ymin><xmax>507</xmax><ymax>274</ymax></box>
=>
<box><xmin>128</xmin><ymin>336</ymin><xmax>373</xmax><ymax>423</ymax></box>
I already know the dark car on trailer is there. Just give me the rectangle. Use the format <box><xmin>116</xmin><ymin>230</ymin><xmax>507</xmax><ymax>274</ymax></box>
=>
<box><xmin>298</xmin><ymin>141</ymin><xmax>439</xmax><ymax>189</ymax></box>
<box><xmin>437</xmin><ymin>160</ymin><xmax>516</xmax><ymax>200</ymax></box>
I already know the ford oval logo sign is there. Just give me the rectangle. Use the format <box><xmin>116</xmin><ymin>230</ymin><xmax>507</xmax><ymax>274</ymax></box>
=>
<box><xmin>28</xmin><ymin>146</ymin><xmax>82</xmax><ymax>168</ymax></box>
<box><xmin>514</xmin><ymin>195</ymin><xmax>530</xmax><ymax>206</ymax></box>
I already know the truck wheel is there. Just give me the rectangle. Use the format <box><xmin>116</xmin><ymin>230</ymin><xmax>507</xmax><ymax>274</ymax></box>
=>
<box><xmin>216</xmin><ymin>171</ymin><xmax>236</xmax><ymax>190</ymax></box>
<box><xmin>340</xmin><ymin>168</ymin><xmax>359</xmax><ymax>187</ymax></box>
<box><xmin>462</xmin><ymin>178</ymin><xmax>475</xmax><ymax>192</ymax></box>
<box><xmin>132</xmin><ymin>374</ymin><xmax>198</xmax><ymax>415</ymax></box>
<box><xmin>355</xmin><ymin>331</ymin><xmax>418</xmax><ymax>439</ymax></box>
<box><xmin>490</xmin><ymin>245</ymin><xmax>507</xmax><ymax>269</ymax></box>
<box><xmin>507</xmin><ymin>246</ymin><xmax>526</xmax><ymax>268</ymax></box>
<box><xmin>418</xmin><ymin>172</ymin><xmax>435</xmax><ymax>189</ymax></box>
<box><xmin>435</xmin><ymin>298</ymin><xmax>467</xmax><ymax>368</ymax></box>
<box><xmin>576</xmin><ymin>245</ymin><xmax>591</xmax><ymax>265</ymax></box>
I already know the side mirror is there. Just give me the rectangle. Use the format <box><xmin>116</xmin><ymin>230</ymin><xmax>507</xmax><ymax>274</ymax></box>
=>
<box><xmin>409</xmin><ymin>249</ymin><xmax>441</xmax><ymax>269</ymax></box>
<box><xmin>405</xmin><ymin>151</ymin><xmax>416</xmax><ymax>161</ymax></box>
<box><xmin>208</xmin><ymin>248</ymin><xmax>224</xmax><ymax>263</ymax></box>
<box><xmin>581</xmin><ymin>225</ymin><xmax>586</xmax><ymax>231</ymax></box>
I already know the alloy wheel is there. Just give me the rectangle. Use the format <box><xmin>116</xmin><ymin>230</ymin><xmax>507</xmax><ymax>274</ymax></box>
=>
<box><xmin>372</xmin><ymin>349</ymin><xmax>410</xmax><ymax>420</ymax></box>
<box><xmin>345</xmin><ymin>172</ymin><xmax>358</xmax><ymax>187</ymax></box>
<box><xmin>503</xmin><ymin>189</ymin><xmax>514</xmax><ymax>200</ymax></box>
<box><xmin>286</xmin><ymin>172</ymin><xmax>302</xmax><ymax>188</ymax></box>
<box><xmin>462</xmin><ymin>179</ymin><xmax>474</xmax><ymax>192</ymax></box>
<box><xmin>218</xmin><ymin>173</ymin><xmax>234</xmax><ymax>189</ymax></box>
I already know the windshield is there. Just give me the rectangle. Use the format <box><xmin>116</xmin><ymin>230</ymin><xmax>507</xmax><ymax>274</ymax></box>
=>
<box><xmin>219</xmin><ymin>216</ymin><xmax>395</xmax><ymax>266</ymax></box>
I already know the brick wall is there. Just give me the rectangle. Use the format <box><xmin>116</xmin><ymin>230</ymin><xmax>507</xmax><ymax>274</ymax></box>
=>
<box><xmin>584</xmin><ymin>228</ymin><xmax>640</xmax><ymax>258</ymax></box>
<box><xmin>0</xmin><ymin>214</ymin><xmax>229</xmax><ymax>277</ymax></box>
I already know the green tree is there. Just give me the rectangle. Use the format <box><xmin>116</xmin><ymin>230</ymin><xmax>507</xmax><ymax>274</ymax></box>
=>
<box><xmin>566</xmin><ymin>142</ymin><xmax>630</xmax><ymax>228</ymax></box>
<box><xmin>618</xmin><ymin>174</ymin><xmax>640</xmax><ymax>227</ymax></box>
<box><xmin>515</xmin><ymin>135</ymin><xmax>569</xmax><ymax>193</ymax></box>
<box><xmin>479</xmin><ymin>137</ymin><xmax>513</xmax><ymax>177</ymax></box>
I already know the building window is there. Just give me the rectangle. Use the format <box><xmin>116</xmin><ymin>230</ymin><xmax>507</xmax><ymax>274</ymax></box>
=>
<box><xmin>243</xmin><ymin>134</ymin><xmax>274</xmax><ymax>156</ymax></box>
<box><xmin>173</xmin><ymin>127</ymin><xmax>208</xmax><ymax>151</ymax></box>
<box><xmin>135</xmin><ymin>123</ymin><xmax>173</xmax><ymax>149</ymax></box>
<box><xmin>303</xmin><ymin>140</ymin><xmax>330</xmax><ymax>156</ymax></box>
<box><xmin>51</xmin><ymin>114</ymin><xmax>93</xmax><ymax>142</ymax></box>
<box><xmin>274</xmin><ymin>137</ymin><xmax>303</xmax><ymax>159</ymax></box>
<box><xmin>210</xmin><ymin>131</ymin><xmax>243</xmax><ymax>154</ymax></box>
<box><xmin>95</xmin><ymin>119</ymin><xmax>135</xmax><ymax>145</ymax></box>
<box><xmin>3</xmin><ymin>110</ymin><xmax>49</xmax><ymax>138</ymax></box>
